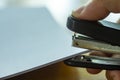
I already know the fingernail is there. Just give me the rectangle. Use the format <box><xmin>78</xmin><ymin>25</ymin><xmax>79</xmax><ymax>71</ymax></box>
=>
<box><xmin>71</xmin><ymin>6</ymin><xmax>85</xmax><ymax>18</ymax></box>
<box><xmin>72</xmin><ymin>10</ymin><xmax>80</xmax><ymax>18</ymax></box>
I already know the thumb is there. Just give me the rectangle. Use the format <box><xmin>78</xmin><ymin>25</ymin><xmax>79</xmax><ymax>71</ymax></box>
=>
<box><xmin>72</xmin><ymin>0</ymin><xmax>110</xmax><ymax>21</ymax></box>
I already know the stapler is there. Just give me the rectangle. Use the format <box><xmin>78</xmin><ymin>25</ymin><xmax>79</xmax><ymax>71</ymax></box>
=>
<box><xmin>64</xmin><ymin>15</ymin><xmax>120</xmax><ymax>70</ymax></box>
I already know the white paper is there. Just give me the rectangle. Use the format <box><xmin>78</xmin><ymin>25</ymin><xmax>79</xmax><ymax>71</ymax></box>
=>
<box><xmin>0</xmin><ymin>7</ymin><xmax>85</xmax><ymax>79</ymax></box>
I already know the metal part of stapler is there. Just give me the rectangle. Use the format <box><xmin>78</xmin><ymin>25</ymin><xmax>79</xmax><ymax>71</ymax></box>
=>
<box><xmin>64</xmin><ymin>15</ymin><xmax>120</xmax><ymax>70</ymax></box>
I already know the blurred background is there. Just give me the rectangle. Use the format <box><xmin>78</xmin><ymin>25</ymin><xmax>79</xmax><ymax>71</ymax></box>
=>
<box><xmin>0</xmin><ymin>0</ymin><xmax>120</xmax><ymax>27</ymax></box>
<box><xmin>0</xmin><ymin>0</ymin><xmax>88</xmax><ymax>27</ymax></box>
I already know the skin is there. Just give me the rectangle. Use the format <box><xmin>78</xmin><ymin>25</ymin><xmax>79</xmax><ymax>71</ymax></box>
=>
<box><xmin>72</xmin><ymin>0</ymin><xmax>120</xmax><ymax>80</ymax></box>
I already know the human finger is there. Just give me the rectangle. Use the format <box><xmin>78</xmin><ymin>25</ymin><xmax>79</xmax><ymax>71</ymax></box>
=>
<box><xmin>106</xmin><ymin>54</ymin><xmax>120</xmax><ymax>80</ymax></box>
<box><xmin>72</xmin><ymin>0</ymin><xmax>110</xmax><ymax>20</ymax></box>
<box><xmin>86</xmin><ymin>51</ymin><xmax>108</xmax><ymax>74</ymax></box>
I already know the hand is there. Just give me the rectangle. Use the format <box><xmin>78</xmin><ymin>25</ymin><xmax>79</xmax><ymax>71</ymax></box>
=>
<box><xmin>87</xmin><ymin>51</ymin><xmax>120</xmax><ymax>80</ymax></box>
<box><xmin>73</xmin><ymin>0</ymin><xmax>120</xmax><ymax>20</ymax></box>
<box><xmin>72</xmin><ymin>0</ymin><xmax>120</xmax><ymax>80</ymax></box>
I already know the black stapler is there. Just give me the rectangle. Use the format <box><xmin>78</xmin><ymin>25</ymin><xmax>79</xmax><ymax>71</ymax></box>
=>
<box><xmin>64</xmin><ymin>15</ymin><xmax>120</xmax><ymax>70</ymax></box>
